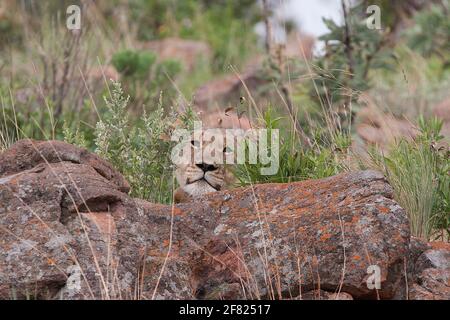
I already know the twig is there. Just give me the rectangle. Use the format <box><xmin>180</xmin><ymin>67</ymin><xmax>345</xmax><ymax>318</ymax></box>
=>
<box><xmin>341</xmin><ymin>0</ymin><xmax>354</xmax><ymax>109</ymax></box>
<box><xmin>262</xmin><ymin>0</ymin><xmax>273</xmax><ymax>55</ymax></box>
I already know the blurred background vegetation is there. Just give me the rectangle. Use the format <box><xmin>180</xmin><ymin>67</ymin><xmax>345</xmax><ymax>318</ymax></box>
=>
<box><xmin>0</xmin><ymin>0</ymin><xmax>448</xmax><ymax>240</ymax></box>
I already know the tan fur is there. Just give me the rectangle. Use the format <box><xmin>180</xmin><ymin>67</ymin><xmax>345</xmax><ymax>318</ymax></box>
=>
<box><xmin>198</xmin><ymin>110</ymin><xmax>252</xmax><ymax>131</ymax></box>
<box><xmin>174</xmin><ymin>130</ymin><xmax>235</xmax><ymax>203</ymax></box>
<box><xmin>174</xmin><ymin>109</ymin><xmax>254</xmax><ymax>202</ymax></box>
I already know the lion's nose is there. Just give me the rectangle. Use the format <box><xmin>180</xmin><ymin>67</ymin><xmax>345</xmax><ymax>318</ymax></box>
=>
<box><xmin>196</xmin><ymin>163</ymin><xmax>218</xmax><ymax>172</ymax></box>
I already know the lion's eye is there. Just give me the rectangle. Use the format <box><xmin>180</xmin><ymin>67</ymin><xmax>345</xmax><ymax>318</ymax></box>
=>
<box><xmin>191</xmin><ymin>140</ymin><xmax>200</xmax><ymax>148</ymax></box>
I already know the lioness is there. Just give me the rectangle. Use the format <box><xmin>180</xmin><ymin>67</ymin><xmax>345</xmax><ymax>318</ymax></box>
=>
<box><xmin>173</xmin><ymin>111</ymin><xmax>250</xmax><ymax>203</ymax></box>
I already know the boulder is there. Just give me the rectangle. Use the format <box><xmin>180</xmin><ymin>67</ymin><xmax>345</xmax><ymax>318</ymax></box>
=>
<box><xmin>1</xmin><ymin>139</ymin><xmax>447</xmax><ymax>300</ymax></box>
<box><xmin>193</xmin><ymin>65</ymin><xmax>266</xmax><ymax>110</ymax></box>
<box><xmin>355</xmin><ymin>106</ymin><xmax>418</xmax><ymax>150</ymax></box>
<box><xmin>0</xmin><ymin>139</ymin><xmax>129</xmax><ymax>192</ymax></box>
<box><xmin>181</xmin><ymin>170</ymin><xmax>410</xmax><ymax>299</ymax></box>
<box><xmin>408</xmin><ymin>242</ymin><xmax>450</xmax><ymax>300</ymax></box>
<box><xmin>355</xmin><ymin>97</ymin><xmax>450</xmax><ymax>154</ymax></box>
<box><xmin>138</xmin><ymin>37</ymin><xmax>211</xmax><ymax>71</ymax></box>
<box><xmin>0</xmin><ymin>139</ymin><xmax>191</xmax><ymax>299</ymax></box>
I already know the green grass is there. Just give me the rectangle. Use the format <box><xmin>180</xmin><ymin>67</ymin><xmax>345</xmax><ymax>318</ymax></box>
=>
<box><xmin>234</xmin><ymin>108</ymin><xmax>351</xmax><ymax>186</ymax></box>
<box><xmin>368</xmin><ymin>117</ymin><xmax>449</xmax><ymax>240</ymax></box>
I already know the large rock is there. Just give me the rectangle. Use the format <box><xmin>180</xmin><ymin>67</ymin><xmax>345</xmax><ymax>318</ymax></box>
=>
<box><xmin>408</xmin><ymin>241</ymin><xmax>450</xmax><ymax>300</ymax></box>
<box><xmin>1</xmin><ymin>139</ymin><xmax>446</xmax><ymax>300</ymax></box>
<box><xmin>180</xmin><ymin>170</ymin><xmax>410</xmax><ymax>299</ymax></box>
<box><xmin>193</xmin><ymin>65</ymin><xmax>266</xmax><ymax>109</ymax></box>
<box><xmin>355</xmin><ymin>97</ymin><xmax>450</xmax><ymax>154</ymax></box>
<box><xmin>355</xmin><ymin>106</ymin><xmax>418</xmax><ymax>150</ymax></box>
<box><xmin>0</xmin><ymin>140</ymin><xmax>191</xmax><ymax>299</ymax></box>
<box><xmin>138</xmin><ymin>37</ymin><xmax>211</xmax><ymax>71</ymax></box>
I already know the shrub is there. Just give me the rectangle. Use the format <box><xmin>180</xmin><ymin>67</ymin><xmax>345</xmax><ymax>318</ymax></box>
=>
<box><xmin>112</xmin><ymin>50</ymin><xmax>157</xmax><ymax>78</ymax></box>
<box><xmin>369</xmin><ymin>117</ymin><xmax>450</xmax><ymax>240</ymax></box>
<box><xmin>316</xmin><ymin>4</ymin><xmax>394</xmax><ymax>107</ymax></box>
<box><xmin>155</xmin><ymin>59</ymin><xmax>182</xmax><ymax>83</ymax></box>
<box><xmin>63</xmin><ymin>120</ymin><xmax>88</xmax><ymax>149</ymax></box>
<box><xmin>94</xmin><ymin>81</ymin><xmax>192</xmax><ymax>203</ymax></box>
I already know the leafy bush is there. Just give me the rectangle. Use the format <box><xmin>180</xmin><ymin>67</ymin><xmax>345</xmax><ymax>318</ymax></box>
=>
<box><xmin>94</xmin><ymin>81</ymin><xmax>193</xmax><ymax>203</ymax></box>
<box><xmin>112</xmin><ymin>50</ymin><xmax>157</xmax><ymax>78</ymax></box>
<box><xmin>369</xmin><ymin>117</ymin><xmax>450</xmax><ymax>240</ymax></box>
<box><xmin>155</xmin><ymin>59</ymin><xmax>182</xmax><ymax>82</ymax></box>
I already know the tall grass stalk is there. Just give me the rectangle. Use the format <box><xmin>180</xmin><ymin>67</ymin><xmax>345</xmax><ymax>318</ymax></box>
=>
<box><xmin>368</xmin><ymin>117</ymin><xmax>449</xmax><ymax>240</ymax></box>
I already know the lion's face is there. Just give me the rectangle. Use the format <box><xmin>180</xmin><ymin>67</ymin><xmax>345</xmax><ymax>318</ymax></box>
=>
<box><xmin>175</xmin><ymin>130</ymin><xmax>234</xmax><ymax>197</ymax></box>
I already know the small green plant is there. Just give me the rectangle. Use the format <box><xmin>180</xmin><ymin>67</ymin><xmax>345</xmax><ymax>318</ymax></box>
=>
<box><xmin>63</xmin><ymin>120</ymin><xmax>88</xmax><ymax>149</ymax></box>
<box><xmin>112</xmin><ymin>50</ymin><xmax>157</xmax><ymax>78</ymax></box>
<box><xmin>369</xmin><ymin>116</ymin><xmax>450</xmax><ymax>240</ymax></box>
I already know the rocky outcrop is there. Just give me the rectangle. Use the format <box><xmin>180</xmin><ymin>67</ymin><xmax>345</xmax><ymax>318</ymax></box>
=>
<box><xmin>0</xmin><ymin>140</ymin><xmax>147</xmax><ymax>299</ymax></box>
<box><xmin>138</xmin><ymin>37</ymin><xmax>212</xmax><ymax>71</ymax></box>
<box><xmin>0</xmin><ymin>140</ymin><xmax>448</xmax><ymax>300</ymax></box>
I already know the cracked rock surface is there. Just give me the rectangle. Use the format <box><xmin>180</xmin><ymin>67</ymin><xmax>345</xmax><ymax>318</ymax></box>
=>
<box><xmin>0</xmin><ymin>140</ymin><xmax>448</xmax><ymax>299</ymax></box>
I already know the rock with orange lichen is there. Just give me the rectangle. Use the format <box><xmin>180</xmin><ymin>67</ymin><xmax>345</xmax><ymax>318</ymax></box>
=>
<box><xmin>179</xmin><ymin>170</ymin><xmax>410</xmax><ymax>299</ymax></box>
<box><xmin>408</xmin><ymin>241</ymin><xmax>450</xmax><ymax>300</ymax></box>
<box><xmin>1</xmin><ymin>140</ymin><xmax>449</xmax><ymax>300</ymax></box>
<box><xmin>0</xmin><ymin>139</ymin><xmax>193</xmax><ymax>299</ymax></box>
